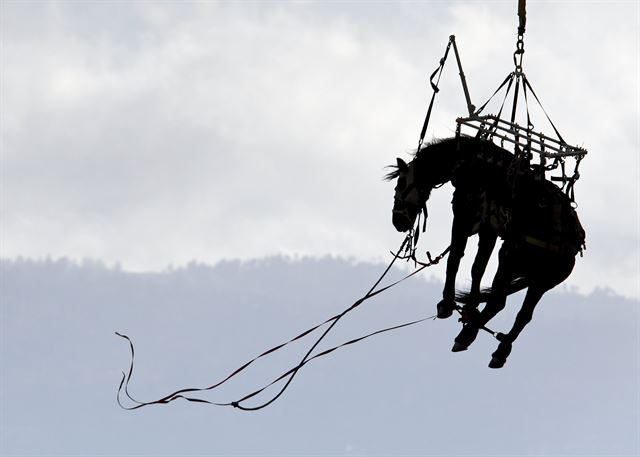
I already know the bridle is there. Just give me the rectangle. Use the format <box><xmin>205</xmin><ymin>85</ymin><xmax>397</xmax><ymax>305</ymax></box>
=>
<box><xmin>393</xmin><ymin>162</ymin><xmax>428</xmax><ymax>228</ymax></box>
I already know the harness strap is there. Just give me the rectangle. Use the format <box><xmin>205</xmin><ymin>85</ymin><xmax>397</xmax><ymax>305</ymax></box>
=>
<box><xmin>485</xmin><ymin>73</ymin><xmax>516</xmax><ymax>136</ymax></box>
<box><xmin>474</xmin><ymin>72</ymin><xmax>514</xmax><ymax>117</ymax></box>
<box><xmin>454</xmin><ymin>305</ymin><xmax>497</xmax><ymax>338</ymax></box>
<box><xmin>510</xmin><ymin>76</ymin><xmax>520</xmax><ymax>125</ymax></box>
<box><xmin>522</xmin><ymin>75</ymin><xmax>566</xmax><ymax>144</ymax></box>
<box><xmin>521</xmin><ymin>74</ymin><xmax>533</xmax><ymax>131</ymax></box>
<box><xmin>418</xmin><ymin>38</ymin><xmax>452</xmax><ymax>151</ymax></box>
<box><xmin>523</xmin><ymin>235</ymin><xmax>561</xmax><ymax>253</ymax></box>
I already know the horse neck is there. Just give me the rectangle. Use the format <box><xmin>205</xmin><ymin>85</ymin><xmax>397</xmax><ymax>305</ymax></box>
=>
<box><xmin>415</xmin><ymin>139</ymin><xmax>459</xmax><ymax>188</ymax></box>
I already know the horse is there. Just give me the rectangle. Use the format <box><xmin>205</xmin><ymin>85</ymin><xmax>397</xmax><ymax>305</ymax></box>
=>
<box><xmin>387</xmin><ymin>135</ymin><xmax>585</xmax><ymax>367</ymax></box>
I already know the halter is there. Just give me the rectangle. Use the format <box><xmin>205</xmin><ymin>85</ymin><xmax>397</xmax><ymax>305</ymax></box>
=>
<box><xmin>392</xmin><ymin>161</ymin><xmax>428</xmax><ymax>232</ymax></box>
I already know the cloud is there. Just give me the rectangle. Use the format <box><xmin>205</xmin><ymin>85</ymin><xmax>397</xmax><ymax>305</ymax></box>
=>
<box><xmin>1</xmin><ymin>2</ymin><xmax>638</xmax><ymax>297</ymax></box>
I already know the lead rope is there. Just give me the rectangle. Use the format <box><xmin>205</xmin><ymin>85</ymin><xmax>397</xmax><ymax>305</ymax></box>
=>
<box><xmin>115</xmin><ymin>35</ymin><xmax>455</xmax><ymax>412</ymax></box>
<box><xmin>116</xmin><ymin>235</ymin><xmax>450</xmax><ymax>411</ymax></box>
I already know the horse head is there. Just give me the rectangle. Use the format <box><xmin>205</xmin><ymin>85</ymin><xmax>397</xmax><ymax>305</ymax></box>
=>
<box><xmin>390</xmin><ymin>157</ymin><xmax>429</xmax><ymax>232</ymax></box>
<box><xmin>388</xmin><ymin>139</ymin><xmax>461</xmax><ymax>233</ymax></box>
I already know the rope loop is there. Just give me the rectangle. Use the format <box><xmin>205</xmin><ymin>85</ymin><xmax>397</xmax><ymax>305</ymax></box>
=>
<box><xmin>116</xmin><ymin>230</ymin><xmax>451</xmax><ymax>412</ymax></box>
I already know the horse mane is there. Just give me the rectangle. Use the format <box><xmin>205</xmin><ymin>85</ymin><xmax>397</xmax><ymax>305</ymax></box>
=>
<box><xmin>384</xmin><ymin>135</ymin><xmax>519</xmax><ymax>182</ymax></box>
<box><xmin>383</xmin><ymin>137</ymin><xmax>453</xmax><ymax>181</ymax></box>
<box><xmin>384</xmin><ymin>167</ymin><xmax>401</xmax><ymax>181</ymax></box>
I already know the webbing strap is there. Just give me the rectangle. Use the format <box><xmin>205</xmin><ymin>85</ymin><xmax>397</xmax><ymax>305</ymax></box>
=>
<box><xmin>227</xmin><ymin>240</ymin><xmax>425</xmax><ymax>412</ymax></box>
<box><xmin>225</xmin><ymin>312</ymin><xmax>437</xmax><ymax>410</ymax></box>
<box><xmin>521</xmin><ymin>76</ymin><xmax>533</xmax><ymax>130</ymax></box>
<box><xmin>418</xmin><ymin>38</ymin><xmax>453</xmax><ymax>151</ymax></box>
<box><xmin>510</xmin><ymin>77</ymin><xmax>520</xmax><ymax>125</ymax></box>
<box><xmin>484</xmin><ymin>74</ymin><xmax>516</xmax><ymax>136</ymax></box>
<box><xmin>522</xmin><ymin>76</ymin><xmax>566</xmax><ymax>144</ymax></box>
<box><xmin>474</xmin><ymin>72</ymin><xmax>514</xmax><ymax>117</ymax></box>
<box><xmin>116</xmin><ymin>239</ymin><xmax>451</xmax><ymax>411</ymax></box>
<box><xmin>121</xmin><ymin>313</ymin><xmax>438</xmax><ymax>409</ymax></box>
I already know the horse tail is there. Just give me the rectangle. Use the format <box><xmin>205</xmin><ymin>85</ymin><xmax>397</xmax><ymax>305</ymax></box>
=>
<box><xmin>455</xmin><ymin>277</ymin><xmax>529</xmax><ymax>304</ymax></box>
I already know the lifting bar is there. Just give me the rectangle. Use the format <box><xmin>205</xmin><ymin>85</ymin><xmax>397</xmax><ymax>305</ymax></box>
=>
<box><xmin>457</xmin><ymin>115</ymin><xmax>587</xmax><ymax>159</ymax></box>
<box><xmin>448</xmin><ymin>0</ymin><xmax>586</xmax><ymax>197</ymax></box>
<box><xmin>450</xmin><ymin>35</ymin><xmax>475</xmax><ymax>117</ymax></box>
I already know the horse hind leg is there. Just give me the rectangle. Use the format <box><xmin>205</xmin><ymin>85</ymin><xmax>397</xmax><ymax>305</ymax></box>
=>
<box><xmin>489</xmin><ymin>285</ymin><xmax>546</xmax><ymax>369</ymax></box>
<box><xmin>488</xmin><ymin>337</ymin><xmax>513</xmax><ymax>369</ymax></box>
<box><xmin>452</xmin><ymin>251</ymin><xmax>513</xmax><ymax>352</ymax></box>
<box><xmin>459</xmin><ymin>228</ymin><xmax>498</xmax><ymax>323</ymax></box>
<box><xmin>469</xmin><ymin>228</ymin><xmax>498</xmax><ymax>305</ymax></box>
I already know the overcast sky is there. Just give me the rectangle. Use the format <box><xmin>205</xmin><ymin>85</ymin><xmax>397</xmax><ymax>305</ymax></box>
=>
<box><xmin>1</xmin><ymin>1</ymin><xmax>638</xmax><ymax>297</ymax></box>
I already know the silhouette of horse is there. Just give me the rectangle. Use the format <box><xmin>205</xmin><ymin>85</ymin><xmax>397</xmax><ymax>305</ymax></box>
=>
<box><xmin>387</xmin><ymin>136</ymin><xmax>585</xmax><ymax>367</ymax></box>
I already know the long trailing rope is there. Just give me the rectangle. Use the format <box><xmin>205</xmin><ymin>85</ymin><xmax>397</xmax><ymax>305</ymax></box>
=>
<box><xmin>114</xmin><ymin>40</ymin><xmax>457</xmax><ymax>413</ymax></box>
<box><xmin>116</xmin><ymin>235</ymin><xmax>451</xmax><ymax>411</ymax></box>
<box><xmin>116</xmin><ymin>315</ymin><xmax>439</xmax><ymax>409</ymax></box>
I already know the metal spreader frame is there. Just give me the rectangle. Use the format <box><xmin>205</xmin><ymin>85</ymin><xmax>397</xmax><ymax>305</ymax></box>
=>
<box><xmin>439</xmin><ymin>0</ymin><xmax>587</xmax><ymax>197</ymax></box>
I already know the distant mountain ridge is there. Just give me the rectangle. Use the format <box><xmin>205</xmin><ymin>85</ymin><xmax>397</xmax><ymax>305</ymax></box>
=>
<box><xmin>2</xmin><ymin>256</ymin><xmax>638</xmax><ymax>456</ymax></box>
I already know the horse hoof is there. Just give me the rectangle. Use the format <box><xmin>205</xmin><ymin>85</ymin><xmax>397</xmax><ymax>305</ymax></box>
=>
<box><xmin>452</xmin><ymin>342</ymin><xmax>468</xmax><ymax>352</ymax></box>
<box><xmin>490</xmin><ymin>341</ymin><xmax>512</xmax><ymax>368</ymax></box>
<box><xmin>436</xmin><ymin>299</ymin><xmax>455</xmax><ymax>319</ymax></box>
<box><xmin>452</xmin><ymin>324</ymin><xmax>479</xmax><ymax>353</ymax></box>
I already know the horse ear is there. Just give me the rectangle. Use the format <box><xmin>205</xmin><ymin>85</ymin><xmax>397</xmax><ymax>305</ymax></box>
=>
<box><xmin>396</xmin><ymin>158</ymin><xmax>409</xmax><ymax>172</ymax></box>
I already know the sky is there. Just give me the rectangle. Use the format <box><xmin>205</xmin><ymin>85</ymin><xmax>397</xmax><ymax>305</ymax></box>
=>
<box><xmin>1</xmin><ymin>1</ymin><xmax>639</xmax><ymax>298</ymax></box>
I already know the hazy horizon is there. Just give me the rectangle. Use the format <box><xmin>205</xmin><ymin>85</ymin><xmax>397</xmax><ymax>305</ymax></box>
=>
<box><xmin>2</xmin><ymin>255</ymin><xmax>638</xmax><ymax>455</ymax></box>
<box><xmin>0</xmin><ymin>251</ymin><xmax>628</xmax><ymax>299</ymax></box>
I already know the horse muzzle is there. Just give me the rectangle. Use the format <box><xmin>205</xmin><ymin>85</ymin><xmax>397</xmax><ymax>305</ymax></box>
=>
<box><xmin>392</xmin><ymin>209</ymin><xmax>414</xmax><ymax>232</ymax></box>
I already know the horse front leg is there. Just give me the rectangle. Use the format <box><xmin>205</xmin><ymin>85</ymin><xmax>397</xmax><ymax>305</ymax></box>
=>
<box><xmin>437</xmin><ymin>216</ymin><xmax>469</xmax><ymax>319</ymax></box>
<box><xmin>489</xmin><ymin>285</ymin><xmax>546</xmax><ymax>369</ymax></box>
